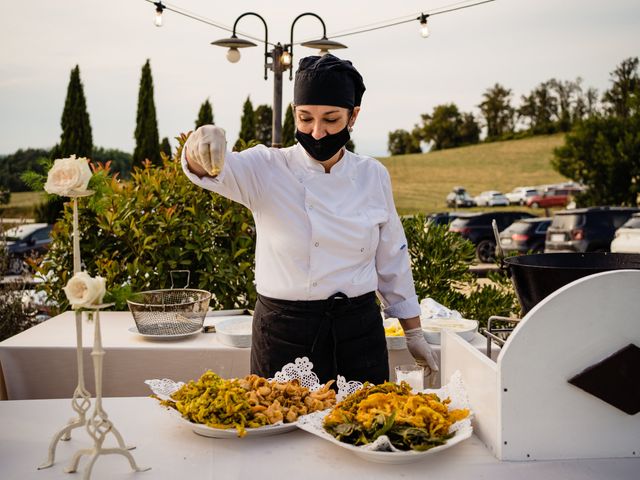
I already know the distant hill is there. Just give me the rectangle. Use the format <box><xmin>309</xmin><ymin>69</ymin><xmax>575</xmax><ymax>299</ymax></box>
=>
<box><xmin>378</xmin><ymin>134</ymin><xmax>568</xmax><ymax>214</ymax></box>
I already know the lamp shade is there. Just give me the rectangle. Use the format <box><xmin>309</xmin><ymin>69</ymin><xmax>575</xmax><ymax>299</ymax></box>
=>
<box><xmin>300</xmin><ymin>37</ymin><xmax>346</xmax><ymax>51</ymax></box>
<box><xmin>211</xmin><ymin>36</ymin><xmax>257</xmax><ymax>49</ymax></box>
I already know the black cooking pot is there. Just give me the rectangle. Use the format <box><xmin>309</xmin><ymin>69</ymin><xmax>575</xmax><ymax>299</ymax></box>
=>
<box><xmin>503</xmin><ymin>253</ymin><xmax>640</xmax><ymax>314</ymax></box>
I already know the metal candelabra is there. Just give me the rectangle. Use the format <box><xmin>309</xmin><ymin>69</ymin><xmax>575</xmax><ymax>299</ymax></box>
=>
<box><xmin>38</xmin><ymin>191</ymin><xmax>149</xmax><ymax>477</ymax></box>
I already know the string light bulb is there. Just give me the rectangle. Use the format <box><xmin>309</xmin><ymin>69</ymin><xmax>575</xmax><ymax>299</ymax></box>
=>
<box><xmin>281</xmin><ymin>48</ymin><xmax>292</xmax><ymax>67</ymax></box>
<box><xmin>226</xmin><ymin>47</ymin><xmax>241</xmax><ymax>63</ymax></box>
<box><xmin>154</xmin><ymin>2</ymin><xmax>165</xmax><ymax>27</ymax></box>
<box><xmin>419</xmin><ymin>13</ymin><xmax>430</xmax><ymax>38</ymax></box>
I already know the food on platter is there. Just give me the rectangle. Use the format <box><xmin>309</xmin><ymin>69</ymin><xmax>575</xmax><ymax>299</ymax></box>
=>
<box><xmin>323</xmin><ymin>381</ymin><xmax>469</xmax><ymax>451</ymax></box>
<box><xmin>156</xmin><ymin>371</ymin><xmax>336</xmax><ymax>437</ymax></box>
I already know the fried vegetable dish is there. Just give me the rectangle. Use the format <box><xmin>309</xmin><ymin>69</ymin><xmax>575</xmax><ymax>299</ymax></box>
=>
<box><xmin>323</xmin><ymin>381</ymin><xmax>469</xmax><ymax>451</ymax></box>
<box><xmin>158</xmin><ymin>371</ymin><xmax>336</xmax><ymax>437</ymax></box>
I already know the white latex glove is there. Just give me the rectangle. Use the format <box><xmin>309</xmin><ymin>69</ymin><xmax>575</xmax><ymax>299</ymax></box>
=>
<box><xmin>405</xmin><ymin>327</ymin><xmax>439</xmax><ymax>381</ymax></box>
<box><xmin>184</xmin><ymin>125</ymin><xmax>227</xmax><ymax>176</ymax></box>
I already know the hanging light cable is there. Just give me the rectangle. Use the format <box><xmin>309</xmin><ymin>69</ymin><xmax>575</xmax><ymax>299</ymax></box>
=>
<box><xmin>154</xmin><ymin>1</ymin><xmax>165</xmax><ymax>27</ymax></box>
<box><xmin>296</xmin><ymin>0</ymin><xmax>495</xmax><ymax>43</ymax></box>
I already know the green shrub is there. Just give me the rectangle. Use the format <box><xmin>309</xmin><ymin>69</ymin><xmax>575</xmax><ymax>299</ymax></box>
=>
<box><xmin>35</xmin><ymin>134</ymin><xmax>256</xmax><ymax>313</ymax></box>
<box><xmin>402</xmin><ymin>215</ymin><xmax>518</xmax><ymax>328</ymax></box>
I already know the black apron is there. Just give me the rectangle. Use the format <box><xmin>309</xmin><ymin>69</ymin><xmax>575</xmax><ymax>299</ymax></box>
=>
<box><xmin>250</xmin><ymin>291</ymin><xmax>389</xmax><ymax>385</ymax></box>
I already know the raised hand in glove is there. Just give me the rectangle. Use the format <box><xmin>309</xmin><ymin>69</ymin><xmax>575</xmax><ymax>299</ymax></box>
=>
<box><xmin>404</xmin><ymin>327</ymin><xmax>439</xmax><ymax>377</ymax></box>
<box><xmin>184</xmin><ymin>125</ymin><xmax>227</xmax><ymax>177</ymax></box>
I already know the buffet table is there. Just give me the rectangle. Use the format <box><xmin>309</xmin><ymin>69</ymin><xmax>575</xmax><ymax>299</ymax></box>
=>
<box><xmin>1</xmin><ymin>396</ymin><xmax>637</xmax><ymax>479</ymax></box>
<box><xmin>0</xmin><ymin>311</ymin><xmax>495</xmax><ymax>400</ymax></box>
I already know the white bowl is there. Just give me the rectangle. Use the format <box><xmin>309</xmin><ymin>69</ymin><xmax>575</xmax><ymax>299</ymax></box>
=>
<box><xmin>385</xmin><ymin>335</ymin><xmax>407</xmax><ymax>350</ymax></box>
<box><xmin>421</xmin><ymin>318</ymin><xmax>478</xmax><ymax>345</ymax></box>
<box><xmin>215</xmin><ymin>316</ymin><xmax>253</xmax><ymax>348</ymax></box>
<box><xmin>383</xmin><ymin>318</ymin><xmax>407</xmax><ymax>350</ymax></box>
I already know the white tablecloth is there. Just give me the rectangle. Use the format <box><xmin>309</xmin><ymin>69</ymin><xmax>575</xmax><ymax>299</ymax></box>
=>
<box><xmin>1</xmin><ymin>396</ymin><xmax>636</xmax><ymax>480</ymax></box>
<box><xmin>0</xmin><ymin>311</ymin><xmax>495</xmax><ymax>400</ymax></box>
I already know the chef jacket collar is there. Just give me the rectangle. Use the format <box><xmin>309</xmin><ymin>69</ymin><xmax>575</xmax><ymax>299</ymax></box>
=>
<box><xmin>295</xmin><ymin>143</ymin><xmax>350</xmax><ymax>175</ymax></box>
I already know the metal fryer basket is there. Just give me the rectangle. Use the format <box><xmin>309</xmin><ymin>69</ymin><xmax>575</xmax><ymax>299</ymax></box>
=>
<box><xmin>127</xmin><ymin>288</ymin><xmax>212</xmax><ymax>335</ymax></box>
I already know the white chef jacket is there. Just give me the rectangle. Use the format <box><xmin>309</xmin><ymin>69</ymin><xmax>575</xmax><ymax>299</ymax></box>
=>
<box><xmin>181</xmin><ymin>143</ymin><xmax>421</xmax><ymax>320</ymax></box>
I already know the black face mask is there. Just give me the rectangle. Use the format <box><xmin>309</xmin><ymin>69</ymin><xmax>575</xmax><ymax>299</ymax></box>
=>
<box><xmin>295</xmin><ymin>124</ymin><xmax>351</xmax><ymax>162</ymax></box>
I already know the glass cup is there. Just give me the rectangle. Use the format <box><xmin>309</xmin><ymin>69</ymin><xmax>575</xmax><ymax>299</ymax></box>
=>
<box><xmin>394</xmin><ymin>364</ymin><xmax>424</xmax><ymax>392</ymax></box>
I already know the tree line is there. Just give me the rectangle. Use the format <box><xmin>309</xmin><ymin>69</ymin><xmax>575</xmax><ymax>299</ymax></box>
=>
<box><xmin>553</xmin><ymin>57</ymin><xmax>640</xmax><ymax>207</ymax></box>
<box><xmin>387</xmin><ymin>57</ymin><xmax>632</xmax><ymax>155</ymax></box>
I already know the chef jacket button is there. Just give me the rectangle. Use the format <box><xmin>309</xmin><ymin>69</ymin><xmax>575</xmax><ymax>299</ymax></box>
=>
<box><xmin>360</xmin><ymin>248</ymin><xmax>365</xmax><ymax>252</ymax></box>
<box><xmin>315</xmin><ymin>242</ymin><xmax>319</xmax><ymax>247</ymax></box>
<box><xmin>312</xmin><ymin>282</ymin><xmax>317</xmax><ymax>287</ymax></box>
<box><xmin>308</xmin><ymin>204</ymin><xmax>314</xmax><ymax>210</ymax></box>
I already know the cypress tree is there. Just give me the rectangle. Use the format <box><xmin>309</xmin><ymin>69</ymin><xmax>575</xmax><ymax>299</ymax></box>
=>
<box><xmin>57</xmin><ymin>65</ymin><xmax>93</xmax><ymax>158</ymax></box>
<box><xmin>238</xmin><ymin>96</ymin><xmax>256</xmax><ymax>143</ymax></box>
<box><xmin>195</xmin><ymin>99</ymin><xmax>214</xmax><ymax>129</ymax></box>
<box><xmin>282</xmin><ymin>103</ymin><xmax>295</xmax><ymax>147</ymax></box>
<box><xmin>45</xmin><ymin>65</ymin><xmax>93</xmax><ymax>224</ymax></box>
<box><xmin>160</xmin><ymin>137</ymin><xmax>172</xmax><ymax>159</ymax></box>
<box><xmin>133</xmin><ymin>59</ymin><xmax>161</xmax><ymax>167</ymax></box>
<box><xmin>254</xmin><ymin>104</ymin><xmax>273</xmax><ymax>146</ymax></box>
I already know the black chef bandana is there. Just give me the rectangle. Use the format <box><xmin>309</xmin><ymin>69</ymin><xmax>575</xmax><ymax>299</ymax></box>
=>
<box><xmin>293</xmin><ymin>54</ymin><xmax>366</xmax><ymax>109</ymax></box>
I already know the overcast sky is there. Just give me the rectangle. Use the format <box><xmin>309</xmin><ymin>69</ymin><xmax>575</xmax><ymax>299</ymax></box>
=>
<box><xmin>1</xmin><ymin>0</ymin><xmax>639</xmax><ymax>158</ymax></box>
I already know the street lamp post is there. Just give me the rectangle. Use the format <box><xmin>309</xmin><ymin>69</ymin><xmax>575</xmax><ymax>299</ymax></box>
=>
<box><xmin>211</xmin><ymin>12</ymin><xmax>346</xmax><ymax>148</ymax></box>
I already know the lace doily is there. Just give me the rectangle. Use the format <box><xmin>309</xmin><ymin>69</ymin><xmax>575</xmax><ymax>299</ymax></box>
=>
<box><xmin>296</xmin><ymin>370</ymin><xmax>473</xmax><ymax>453</ymax></box>
<box><xmin>145</xmin><ymin>356</ymin><xmax>363</xmax><ymax>400</ymax></box>
<box><xmin>145</xmin><ymin>378</ymin><xmax>185</xmax><ymax>401</ymax></box>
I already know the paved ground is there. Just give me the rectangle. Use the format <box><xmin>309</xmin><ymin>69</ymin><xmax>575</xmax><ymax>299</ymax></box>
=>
<box><xmin>470</xmin><ymin>263</ymin><xmax>500</xmax><ymax>277</ymax></box>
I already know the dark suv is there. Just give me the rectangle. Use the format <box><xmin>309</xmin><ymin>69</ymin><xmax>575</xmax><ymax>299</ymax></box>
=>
<box><xmin>427</xmin><ymin>212</ymin><xmax>460</xmax><ymax>226</ymax></box>
<box><xmin>499</xmin><ymin>217</ymin><xmax>551</xmax><ymax>255</ymax></box>
<box><xmin>2</xmin><ymin>223</ymin><xmax>53</xmax><ymax>274</ymax></box>
<box><xmin>449</xmin><ymin>211</ymin><xmax>536</xmax><ymax>262</ymax></box>
<box><xmin>545</xmin><ymin>207</ymin><xmax>640</xmax><ymax>253</ymax></box>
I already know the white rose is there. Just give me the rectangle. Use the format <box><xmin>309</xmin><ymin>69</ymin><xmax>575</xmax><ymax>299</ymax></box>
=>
<box><xmin>44</xmin><ymin>155</ymin><xmax>93</xmax><ymax>196</ymax></box>
<box><xmin>63</xmin><ymin>272</ymin><xmax>106</xmax><ymax>308</ymax></box>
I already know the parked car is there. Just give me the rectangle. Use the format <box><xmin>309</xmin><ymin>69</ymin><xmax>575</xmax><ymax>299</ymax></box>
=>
<box><xmin>498</xmin><ymin>217</ymin><xmax>551</xmax><ymax>255</ymax></box>
<box><xmin>545</xmin><ymin>207</ymin><xmax>640</xmax><ymax>253</ymax></box>
<box><xmin>474</xmin><ymin>191</ymin><xmax>509</xmax><ymax>207</ymax></box>
<box><xmin>505</xmin><ymin>187</ymin><xmax>541</xmax><ymax>206</ymax></box>
<box><xmin>1</xmin><ymin>223</ymin><xmax>53</xmax><ymax>274</ymax></box>
<box><xmin>427</xmin><ymin>212</ymin><xmax>460</xmax><ymax>226</ymax></box>
<box><xmin>449</xmin><ymin>211</ymin><xmax>537</xmax><ymax>262</ymax></box>
<box><xmin>610</xmin><ymin>213</ymin><xmax>640</xmax><ymax>253</ymax></box>
<box><xmin>526</xmin><ymin>187</ymin><xmax>581</xmax><ymax>209</ymax></box>
<box><xmin>445</xmin><ymin>186</ymin><xmax>475</xmax><ymax>208</ymax></box>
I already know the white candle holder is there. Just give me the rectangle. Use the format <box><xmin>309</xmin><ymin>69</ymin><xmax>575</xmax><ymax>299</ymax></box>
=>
<box><xmin>63</xmin><ymin>303</ymin><xmax>150</xmax><ymax>478</ymax></box>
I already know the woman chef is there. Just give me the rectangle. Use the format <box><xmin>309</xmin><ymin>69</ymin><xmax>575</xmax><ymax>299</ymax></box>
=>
<box><xmin>182</xmin><ymin>54</ymin><xmax>438</xmax><ymax>384</ymax></box>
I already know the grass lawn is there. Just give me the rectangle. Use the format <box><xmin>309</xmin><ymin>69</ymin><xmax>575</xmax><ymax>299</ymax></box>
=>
<box><xmin>378</xmin><ymin>133</ymin><xmax>568</xmax><ymax>215</ymax></box>
<box><xmin>0</xmin><ymin>191</ymin><xmax>46</xmax><ymax>219</ymax></box>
